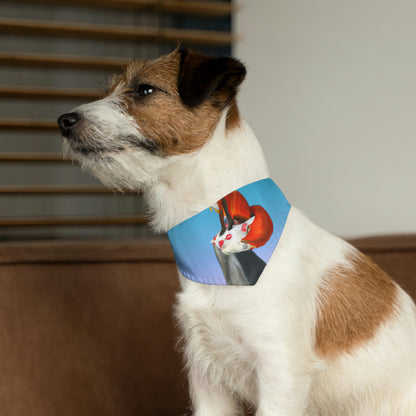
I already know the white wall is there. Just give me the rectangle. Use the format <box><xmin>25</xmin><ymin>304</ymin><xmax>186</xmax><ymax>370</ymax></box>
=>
<box><xmin>234</xmin><ymin>0</ymin><xmax>416</xmax><ymax>238</ymax></box>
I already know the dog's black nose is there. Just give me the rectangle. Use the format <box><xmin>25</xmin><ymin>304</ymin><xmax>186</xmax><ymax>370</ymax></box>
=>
<box><xmin>57</xmin><ymin>112</ymin><xmax>80</xmax><ymax>136</ymax></box>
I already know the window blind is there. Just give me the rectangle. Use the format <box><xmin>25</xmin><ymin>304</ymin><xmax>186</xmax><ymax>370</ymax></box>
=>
<box><xmin>0</xmin><ymin>0</ymin><xmax>234</xmax><ymax>240</ymax></box>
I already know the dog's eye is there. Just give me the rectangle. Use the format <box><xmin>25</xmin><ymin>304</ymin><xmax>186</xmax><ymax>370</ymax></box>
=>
<box><xmin>134</xmin><ymin>84</ymin><xmax>156</xmax><ymax>98</ymax></box>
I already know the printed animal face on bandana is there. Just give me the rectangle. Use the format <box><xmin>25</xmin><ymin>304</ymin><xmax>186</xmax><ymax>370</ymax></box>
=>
<box><xmin>167</xmin><ymin>179</ymin><xmax>291</xmax><ymax>285</ymax></box>
<box><xmin>209</xmin><ymin>189</ymin><xmax>275</xmax><ymax>284</ymax></box>
<box><xmin>211</xmin><ymin>216</ymin><xmax>255</xmax><ymax>254</ymax></box>
<box><xmin>211</xmin><ymin>190</ymin><xmax>274</xmax><ymax>256</ymax></box>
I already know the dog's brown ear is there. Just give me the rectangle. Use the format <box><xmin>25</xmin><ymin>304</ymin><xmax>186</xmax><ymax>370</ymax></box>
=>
<box><xmin>178</xmin><ymin>48</ymin><xmax>246</xmax><ymax>108</ymax></box>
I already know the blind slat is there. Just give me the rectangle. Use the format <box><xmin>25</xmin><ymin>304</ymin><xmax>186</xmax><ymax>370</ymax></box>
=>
<box><xmin>0</xmin><ymin>18</ymin><xmax>234</xmax><ymax>46</ymax></box>
<box><xmin>0</xmin><ymin>52</ymin><xmax>129</xmax><ymax>70</ymax></box>
<box><xmin>0</xmin><ymin>186</ymin><xmax>134</xmax><ymax>194</ymax></box>
<box><xmin>0</xmin><ymin>215</ymin><xmax>148</xmax><ymax>226</ymax></box>
<box><xmin>9</xmin><ymin>0</ymin><xmax>234</xmax><ymax>17</ymax></box>
<box><xmin>0</xmin><ymin>87</ymin><xmax>101</xmax><ymax>100</ymax></box>
<box><xmin>0</xmin><ymin>153</ymin><xmax>64</xmax><ymax>162</ymax></box>
<box><xmin>0</xmin><ymin>120</ymin><xmax>58</xmax><ymax>130</ymax></box>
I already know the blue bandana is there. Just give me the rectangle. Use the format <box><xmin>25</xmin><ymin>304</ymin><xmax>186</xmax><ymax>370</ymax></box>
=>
<box><xmin>167</xmin><ymin>178</ymin><xmax>291</xmax><ymax>285</ymax></box>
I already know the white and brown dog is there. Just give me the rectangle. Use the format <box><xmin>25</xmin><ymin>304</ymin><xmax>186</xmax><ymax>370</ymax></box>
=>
<box><xmin>58</xmin><ymin>48</ymin><xmax>416</xmax><ymax>415</ymax></box>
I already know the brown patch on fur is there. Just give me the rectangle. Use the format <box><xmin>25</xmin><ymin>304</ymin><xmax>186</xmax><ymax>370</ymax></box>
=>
<box><xmin>108</xmin><ymin>50</ymin><xmax>224</xmax><ymax>156</ymax></box>
<box><xmin>315</xmin><ymin>251</ymin><xmax>398</xmax><ymax>358</ymax></box>
<box><xmin>226</xmin><ymin>99</ymin><xmax>241</xmax><ymax>130</ymax></box>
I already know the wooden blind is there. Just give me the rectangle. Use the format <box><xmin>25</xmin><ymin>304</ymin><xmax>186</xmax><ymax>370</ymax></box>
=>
<box><xmin>0</xmin><ymin>0</ymin><xmax>234</xmax><ymax>240</ymax></box>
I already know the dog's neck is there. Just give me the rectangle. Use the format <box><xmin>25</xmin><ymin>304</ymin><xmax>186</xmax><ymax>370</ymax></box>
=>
<box><xmin>145</xmin><ymin>111</ymin><xmax>270</xmax><ymax>233</ymax></box>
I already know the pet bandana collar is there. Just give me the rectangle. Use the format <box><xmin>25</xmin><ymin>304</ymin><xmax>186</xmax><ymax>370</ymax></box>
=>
<box><xmin>167</xmin><ymin>178</ymin><xmax>291</xmax><ymax>286</ymax></box>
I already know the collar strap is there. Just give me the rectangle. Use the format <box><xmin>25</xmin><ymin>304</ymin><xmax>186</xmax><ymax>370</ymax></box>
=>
<box><xmin>167</xmin><ymin>178</ymin><xmax>291</xmax><ymax>285</ymax></box>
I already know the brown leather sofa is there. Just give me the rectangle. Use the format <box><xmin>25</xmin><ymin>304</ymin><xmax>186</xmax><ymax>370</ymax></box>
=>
<box><xmin>0</xmin><ymin>236</ymin><xmax>415</xmax><ymax>416</ymax></box>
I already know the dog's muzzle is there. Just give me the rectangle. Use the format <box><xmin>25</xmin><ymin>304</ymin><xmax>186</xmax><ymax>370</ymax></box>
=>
<box><xmin>57</xmin><ymin>112</ymin><xmax>80</xmax><ymax>137</ymax></box>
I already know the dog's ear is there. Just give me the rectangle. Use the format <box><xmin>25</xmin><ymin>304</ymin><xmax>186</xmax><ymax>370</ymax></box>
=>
<box><xmin>178</xmin><ymin>48</ymin><xmax>246</xmax><ymax>108</ymax></box>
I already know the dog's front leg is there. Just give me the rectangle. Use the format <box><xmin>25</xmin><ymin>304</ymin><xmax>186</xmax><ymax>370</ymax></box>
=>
<box><xmin>189</xmin><ymin>368</ymin><xmax>241</xmax><ymax>416</ymax></box>
<box><xmin>254</xmin><ymin>347</ymin><xmax>312</xmax><ymax>416</ymax></box>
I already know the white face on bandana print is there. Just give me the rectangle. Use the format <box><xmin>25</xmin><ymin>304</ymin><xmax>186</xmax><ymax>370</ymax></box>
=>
<box><xmin>211</xmin><ymin>216</ymin><xmax>255</xmax><ymax>255</ymax></box>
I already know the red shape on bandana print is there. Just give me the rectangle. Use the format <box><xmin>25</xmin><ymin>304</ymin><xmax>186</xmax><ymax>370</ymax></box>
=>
<box><xmin>241</xmin><ymin>223</ymin><xmax>248</xmax><ymax>232</ymax></box>
<box><xmin>219</xmin><ymin>240</ymin><xmax>224</xmax><ymax>249</ymax></box>
<box><xmin>226</xmin><ymin>234</ymin><xmax>232</xmax><ymax>240</ymax></box>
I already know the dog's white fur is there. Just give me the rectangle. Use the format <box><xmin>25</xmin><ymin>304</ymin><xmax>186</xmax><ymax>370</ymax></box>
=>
<box><xmin>60</xmin><ymin>50</ymin><xmax>416</xmax><ymax>415</ymax></box>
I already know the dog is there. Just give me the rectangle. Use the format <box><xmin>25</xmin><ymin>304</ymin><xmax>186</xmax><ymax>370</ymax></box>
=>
<box><xmin>58</xmin><ymin>47</ymin><xmax>416</xmax><ymax>415</ymax></box>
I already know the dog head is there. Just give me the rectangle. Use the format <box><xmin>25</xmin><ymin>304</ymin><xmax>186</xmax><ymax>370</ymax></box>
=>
<box><xmin>58</xmin><ymin>47</ymin><xmax>246</xmax><ymax>191</ymax></box>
